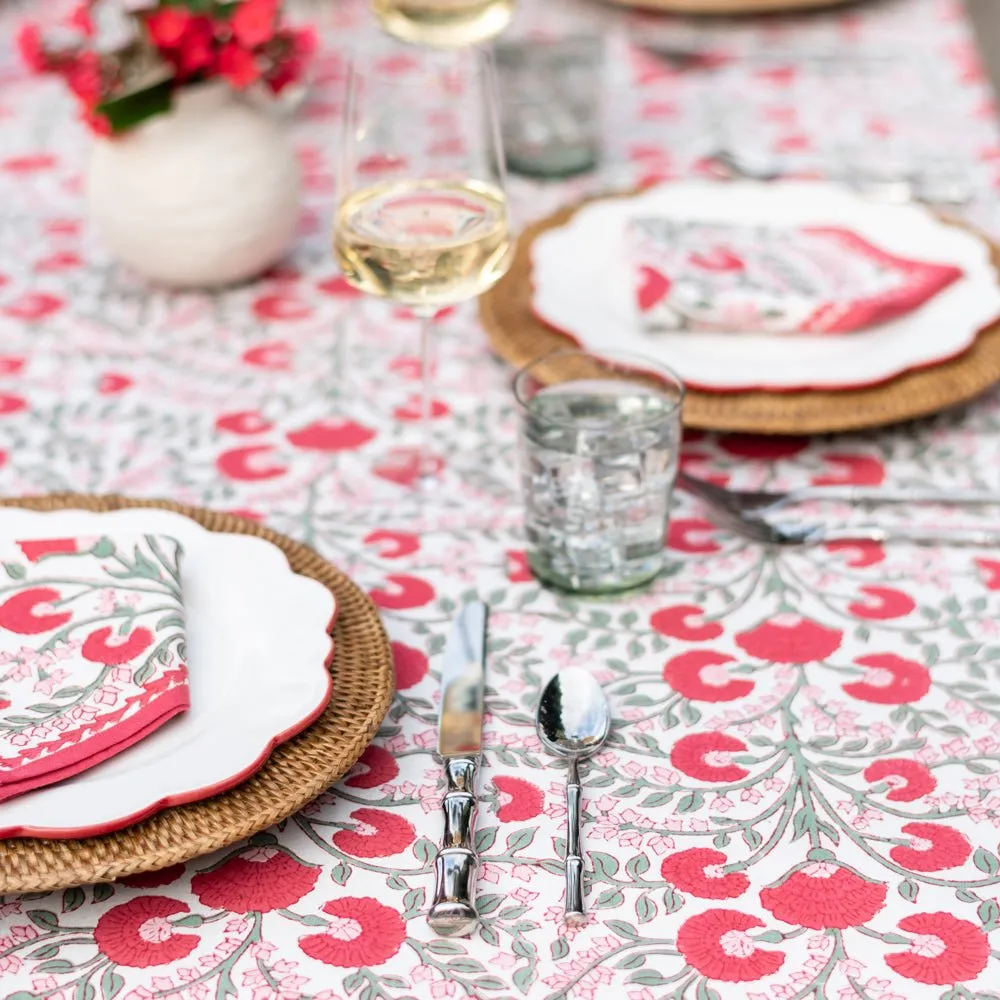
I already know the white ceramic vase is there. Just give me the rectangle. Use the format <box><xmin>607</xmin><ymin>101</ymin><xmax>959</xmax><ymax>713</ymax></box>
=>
<box><xmin>87</xmin><ymin>81</ymin><xmax>302</xmax><ymax>289</ymax></box>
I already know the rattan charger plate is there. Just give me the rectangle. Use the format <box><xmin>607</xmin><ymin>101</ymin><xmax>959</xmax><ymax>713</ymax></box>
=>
<box><xmin>0</xmin><ymin>495</ymin><xmax>394</xmax><ymax>893</ymax></box>
<box><xmin>608</xmin><ymin>0</ymin><xmax>857</xmax><ymax>13</ymax></box>
<box><xmin>480</xmin><ymin>194</ymin><xmax>1000</xmax><ymax>435</ymax></box>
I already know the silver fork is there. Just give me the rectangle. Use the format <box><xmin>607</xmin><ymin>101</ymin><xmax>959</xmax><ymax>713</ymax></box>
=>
<box><xmin>678</xmin><ymin>471</ymin><xmax>1000</xmax><ymax>521</ymax></box>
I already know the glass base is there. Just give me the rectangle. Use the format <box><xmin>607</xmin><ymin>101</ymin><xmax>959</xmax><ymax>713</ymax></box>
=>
<box><xmin>527</xmin><ymin>549</ymin><xmax>663</xmax><ymax>596</ymax></box>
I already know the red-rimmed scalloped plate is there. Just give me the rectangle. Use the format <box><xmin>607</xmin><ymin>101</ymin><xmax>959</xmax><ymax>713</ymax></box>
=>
<box><xmin>530</xmin><ymin>181</ymin><xmax>1000</xmax><ymax>393</ymax></box>
<box><xmin>0</xmin><ymin>507</ymin><xmax>334</xmax><ymax>839</ymax></box>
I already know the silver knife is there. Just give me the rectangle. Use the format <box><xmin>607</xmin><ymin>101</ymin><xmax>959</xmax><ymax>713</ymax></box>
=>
<box><xmin>428</xmin><ymin>600</ymin><xmax>488</xmax><ymax>937</ymax></box>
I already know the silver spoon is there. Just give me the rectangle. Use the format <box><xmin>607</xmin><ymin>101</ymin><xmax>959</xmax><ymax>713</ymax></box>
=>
<box><xmin>536</xmin><ymin>668</ymin><xmax>611</xmax><ymax>927</ymax></box>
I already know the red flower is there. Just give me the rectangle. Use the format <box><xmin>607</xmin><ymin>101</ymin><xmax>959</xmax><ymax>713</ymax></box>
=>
<box><xmin>216</xmin><ymin>445</ymin><xmax>287</xmax><ymax>482</ymax></box>
<box><xmin>369</xmin><ymin>575</ymin><xmax>435</xmax><ymax>610</ymax></box>
<box><xmin>231</xmin><ymin>0</ymin><xmax>279</xmax><ymax>48</ymax></box>
<box><xmin>287</xmin><ymin>419</ymin><xmax>376</xmax><ymax>453</ymax></box>
<box><xmin>344</xmin><ymin>745</ymin><xmax>398</xmax><ymax>789</ymax></box>
<box><xmin>119</xmin><ymin>864</ymin><xmax>185</xmax><ymax>889</ymax></box>
<box><xmin>17</xmin><ymin>24</ymin><xmax>48</xmax><ymax>72</ymax></box>
<box><xmin>94</xmin><ymin>896</ymin><xmax>199</xmax><ymax>968</ymax></box>
<box><xmin>736</xmin><ymin>615</ymin><xmax>842</xmax><ymax>664</ymax></box>
<box><xmin>0</xmin><ymin>394</ymin><xmax>26</xmax><ymax>416</ymax></box>
<box><xmin>812</xmin><ymin>453</ymin><xmax>885</xmax><ymax>487</ymax></box>
<box><xmin>494</xmin><ymin>776</ymin><xmax>545</xmax><ymax>821</ymax></box>
<box><xmin>318</xmin><ymin>275</ymin><xmax>362</xmax><ymax>298</ymax></box>
<box><xmin>373</xmin><ymin>448</ymin><xmax>443</xmax><ymax>487</ymax></box>
<box><xmin>98</xmin><ymin>373</ymin><xmax>133</xmax><ymax>395</ymax></box>
<box><xmin>676</xmin><ymin>909</ymin><xmax>784</xmax><ymax>982</ymax></box>
<box><xmin>848</xmin><ymin>586</ymin><xmax>916</xmax><ymax>621</ymax></box>
<box><xmin>36</xmin><ymin>251</ymin><xmax>83</xmax><ymax>273</ymax></box>
<box><xmin>216</xmin><ymin>410</ymin><xmax>273</xmax><ymax>436</ymax></box>
<box><xmin>253</xmin><ymin>293</ymin><xmax>311</xmax><ymax>321</ymax></box>
<box><xmin>392</xmin><ymin>396</ymin><xmax>450</xmax><ymax>421</ymax></box>
<box><xmin>651</xmin><ymin>604</ymin><xmax>723</xmax><ymax>642</ymax></box>
<box><xmin>864</xmin><ymin>759</ymin><xmax>936</xmax><ymax>802</ymax></box>
<box><xmin>976</xmin><ymin>557</ymin><xmax>1000</xmax><ymax>591</ymax></box>
<box><xmin>300</xmin><ymin>898</ymin><xmax>406</xmax><ymax>967</ymax></box>
<box><xmin>890</xmin><ymin>823</ymin><xmax>971</xmax><ymax>873</ymax></box>
<box><xmin>1</xmin><ymin>155</ymin><xmax>57</xmax><ymax>174</ymax></box>
<box><xmin>760</xmin><ymin>862</ymin><xmax>886</xmax><ymax>929</ymax></box>
<box><xmin>668</xmin><ymin>518</ymin><xmax>720</xmax><ymax>554</ymax></box>
<box><xmin>174</xmin><ymin>17</ymin><xmax>216</xmax><ymax>78</ymax></box>
<box><xmin>332</xmin><ymin>808</ymin><xmax>415</xmax><ymax>858</ymax></box>
<box><xmin>363</xmin><ymin>530</ymin><xmax>420</xmax><ymax>559</ymax></box>
<box><xmin>82</xmin><ymin>626</ymin><xmax>155</xmax><ymax>666</ymax></box>
<box><xmin>663</xmin><ymin>650</ymin><xmax>753</xmax><ymax>703</ymax></box>
<box><xmin>391</xmin><ymin>642</ymin><xmax>428</xmax><ymax>690</ymax></box>
<box><xmin>885</xmin><ymin>912</ymin><xmax>989</xmax><ymax>985</ymax></box>
<box><xmin>661</xmin><ymin>848</ymin><xmax>749</xmax><ymax>900</ymax></box>
<box><xmin>66</xmin><ymin>3</ymin><xmax>94</xmax><ymax>37</ymax></box>
<box><xmin>843</xmin><ymin>654</ymin><xmax>931</xmax><ymax>705</ymax></box>
<box><xmin>0</xmin><ymin>587</ymin><xmax>71</xmax><ymax>634</ymax></box>
<box><xmin>17</xmin><ymin>538</ymin><xmax>78</xmax><ymax>562</ymax></box>
<box><xmin>144</xmin><ymin>8</ymin><xmax>193</xmax><ymax>48</ymax></box>
<box><xmin>66</xmin><ymin>51</ymin><xmax>103</xmax><ymax>106</ymax></box>
<box><xmin>217</xmin><ymin>43</ymin><xmax>261</xmax><ymax>89</ymax></box>
<box><xmin>506</xmin><ymin>550</ymin><xmax>533</xmax><ymax>583</ymax></box>
<box><xmin>2</xmin><ymin>292</ymin><xmax>64</xmax><ymax>320</ymax></box>
<box><xmin>243</xmin><ymin>341</ymin><xmax>292</xmax><ymax>370</ymax></box>
<box><xmin>671</xmin><ymin>733</ymin><xmax>749</xmax><ymax>783</ymax></box>
<box><xmin>192</xmin><ymin>849</ymin><xmax>319</xmax><ymax>912</ymax></box>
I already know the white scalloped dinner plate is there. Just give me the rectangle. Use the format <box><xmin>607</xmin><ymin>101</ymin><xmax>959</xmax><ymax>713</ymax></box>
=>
<box><xmin>0</xmin><ymin>508</ymin><xmax>335</xmax><ymax>839</ymax></box>
<box><xmin>531</xmin><ymin>182</ymin><xmax>1000</xmax><ymax>393</ymax></box>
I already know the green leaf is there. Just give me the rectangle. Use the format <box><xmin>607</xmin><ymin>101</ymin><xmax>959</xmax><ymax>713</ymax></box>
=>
<box><xmin>977</xmin><ymin>898</ymin><xmax>1000</xmax><ymax>930</ymax></box>
<box><xmin>973</xmin><ymin>848</ymin><xmax>1000</xmax><ymax>875</ymax></box>
<box><xmin>808</xmin><ymin>847</ymin><xmax>835</xmax><ymax>862</ymax></box>
<box><xmin>898</xmin><ymin>879</ymin><xmax>919</xmax><ymax>903</ymax></box>
<box><xmin>743</xmin><ymin>827</ymin><xmax>762</xmax><ymax>850</ymax></box>
<box><xmin>880</xmin><ymin>932</ymin><xmax>911</xmax><ymax>945</ymax></box>
<box><xmin>471</xmin><ymin>976</ymin><xmax>507</xmax><ymax>990</ymax></box>
<box><xmin>626</xmin><ymin>854</ymin><xmax>650</xmax><ymax>879</ymax></box>
<box><xmin>513</xmin><ymin>965</ymin><xmax>537</xmax><ymax>994</ymax></box>
<box><xmin>402</xmin><ymin>887</ymin><xmax>425</xmax><ymax>914</ymax></box>
<box><xmin>596</xmin><ymin>888</ymin><xmax>624</xmax><ymax>908</ymax></box>
<box><xmin>101</xmin><ymin>968</ymin><xmax>125</xmax><ymax>1000</ymax></box>
<box><xmin>28</xmin><ymin>909</ymin><xmax>59</xmax><ymax>929</ymax></box>
<box><xmin>505</xmin><ymin>828</ymin><xmax>535</xmax><ymax>853</ymax></box>
<box><xmin>592</xmin><ymin>852</ymin><xmax>621</xmax><ymax>878</ymax></box>
<box><xmin>27</xmin><ymin>944</ymin><xmax>61</xmax><ymax>960</ymax></box>
<box><xmin>606</xmin><ymin>919</ymin><xmax>639</xmax><ymax>938</ymax></box>
<box><xmin>636</xmin><ymin>893</ymin><xmax>657</xmax><ymax>923</ymax></box>
<box><xmin>36</xmin><ymin>959</ymin><xmax>75</xmax><ymax>974</ymax></box>
<box><xmin>677</xmin><ymin>790</ymin><xmax>704</xmax><ymax>813</ymax></box>
<box><xmin>476</xmin><ymin>826</ymin><xmax>498</xmax><ymax>852</ymax></box>
<box><xmin>3</xmin><ymin>562</ymin><xmax>25</xmax><ymax>579</ymax></box>
<box><xmin>62</xmin><ymin>887</ymin><xmax>85</xmax><ymax>913</ymax></box>
<box><xmin>93</xmin><ymin>883</ymin><xmax>115</xmax><ymax>903</ymax></box>
<box><xmin>956</xmin><ymin>887</ymin><xmax>979</xmax><ymax>903</ymax></box>
<box><xmin>627</xmin><ymin>971</ymin><xmax>670</xmax><ymax>986</ymax></box>
<box><xmin>713</xmin><ymin>832</ymin><xmax>731</xmax><ymax>848</ymax></box>
<box><xmin>754</xmin><ymin>930</ymin><xmax>784</xmax><ymax>943</ymax></box>
<box><xmin>330</xmin><ymin>863</ymin><xmax>349</xmax><ymax>886</ymax></box>
<box><xmin>426</xmin><ymin>939</ymin><xmax>466</xmax><ymax>954</ymax></box>
<box><xmin>663</xmin><ymin>886</ymin><xmax>684</xmax><ymax>912</ymax></box>
<box><xmin>413</xmin><ymin>837</ymin><xmax>437</xmax><ymax>863</ymax></box>
<box><xmin>91</xmin><ymin>537</ymin><xmax>115</xmax><ymax>558</ymax></box>
<box><xmin>551</xmin><ymin>936</ymin><xmax>570</xmax><ymax>960</ymax></box>
<box><xmin>477</xmin><ymin>893</ymin><xmax>503</xmax><ymax>915</ymax></box>
<box><xmin>617</xmin><ymin>952</ymin><xmax>646</xmax><ymax>969</ymax></box>
<box><xmin>447</xmin><ymin>958</ymin><xmax>486</xmax><ymax>974</ymax></box>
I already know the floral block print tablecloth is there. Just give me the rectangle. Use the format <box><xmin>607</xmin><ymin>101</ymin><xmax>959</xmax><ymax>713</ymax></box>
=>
<box><xmin>4</xmin><ymin>0</ymin><xmax>1000</xmax><ymax>999</ymax></box>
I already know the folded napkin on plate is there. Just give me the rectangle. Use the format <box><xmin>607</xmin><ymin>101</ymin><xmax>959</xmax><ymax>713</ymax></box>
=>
<box><xmin>0</xmin><ymin>534</ymin><xmax>188</xmax><ymax>803</ymax></box>
<box><xmin>630</xmin><ymin>218</ymin><xmax>963</xmax><ymax>334</ymax></box>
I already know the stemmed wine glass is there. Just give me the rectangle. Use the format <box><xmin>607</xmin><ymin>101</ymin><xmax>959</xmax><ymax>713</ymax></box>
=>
<box><xmin>370</xmin><ymin>0</ymin><xmax>514</xmax><ymax>48</ymax></box>
<box><xmin>333</xmin><ymin>42</ymin><xmax>513</xmax><ymax>483</ymax></box>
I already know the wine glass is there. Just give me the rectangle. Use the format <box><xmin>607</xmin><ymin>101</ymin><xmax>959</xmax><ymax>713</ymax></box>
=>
<box><xmin>334</xmin><ymin>43</ymin><xmax>513</xmax><ymax>483</ymax></box>
<box><xmin>371</xmin><ymin>0</ymin><xmax>514</xmax><ymax>48</ymax></box>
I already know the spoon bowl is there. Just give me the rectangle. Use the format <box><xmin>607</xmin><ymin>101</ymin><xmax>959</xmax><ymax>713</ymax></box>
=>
<box><xmin>537</xmin><ymin>667</ymin><xmax>611</xmax><ymax>758</ymax></box>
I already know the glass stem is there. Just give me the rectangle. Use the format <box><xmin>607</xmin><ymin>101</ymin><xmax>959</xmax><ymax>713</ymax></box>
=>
<box><xmin>418</xmin><ymin>308</ymin><xmax>436</xmax><ymax>481</ymax></box>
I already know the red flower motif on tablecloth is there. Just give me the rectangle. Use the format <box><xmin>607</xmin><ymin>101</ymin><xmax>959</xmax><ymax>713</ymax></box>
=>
<box><xmin>736</xmin><ymin>615</ymin><xmax>842</xmax><ymax>664</ymax></box>
<box><xmin>287</xmin><ymin>419</ymin><xmax>376</xmax><ymax>453</ymax></box>
<box><xmin>717</xmin><ymin>436</ymin><xmax>808</xmax><ymax>460</ymax></box>
<box><xmin>812</xmin><ymin>453</ymin><xmax>885</xmax><ymax>486</ymax></box>
<box><xmin>369</xmin><ymin>574</ymin><xmax>435</xmax><ymax>610</ymax></box>
<box><xmin>494</xmin><ymin>776</ymin><xmax>545</xmax><ymax>821</ymax></box>
<box><xmin>242</xmin><ymin>341</ymin><xmax>292</xmax><ymax>370</ymax></box>
<box><xmin>344</xmin><ymin>745</ymin><xmax>399</xmax><ymax>789</ymax></box>
<box><xmin>843</xmin><ymin>654</ymin><xmax>931</xmax><ymax>705</ymax></box>
<box><xmin>393</xmin><ymin>396</ymin><xmax>450</xmax><ymax>421</ymax></box>
<box><xmin>0</xmin><ymin>587</ymin><xmax>72</xmax><ymax>634</ymax></box>
<box><xmin>17</xmin><ymin>538</ymin><xmax>79</xmax><ymax>562</ymax></box>
<box><xmin>97</xmin><ymin>373</ymin><xmax>133</xmax><ymax>395</ymax></box>
<box><xmin>216</xmin><ymin>445</ymin><xmax>288</xmax><ymax>482</ymax></box>
<box><xmin>332</xmin><ymin>808</ymin><xmax>416</xmax><ymax>858</ymax></box>
<box><xmin>363</xmin><ymin>530</ymin><xmax>420</xmax><ymax>558</ymax></box>
<box><xmin>864</xmin><ymin>759</ymin><xmax>936</xmax><ymax>801</ymax></box>
<box><xmin>661</xmin><ymin>848</ymin><xmax>749</xmax><ymax>899</ymax></box>
<box><xmin>391</xmin><ymin>642</ymin><xmax>428</xmax><ymax>690</ymax></box>
<box><xmin>885</xmin><ymin>912</ymin><xmax>989</xmax><ymax>985</ymax></box>
<box><xmin>506</xmin><ymin>550</ymin><xmax>533</xmax><ymax>583</ymax></box>
<box><xmin>0</xmin><ymin>393</ymin><xmax>26</xmax><ymax>415</ymax></box>
<box><xmin>94</xmin><ymin>896</ymin><xmax>199</xmax><ymax>968</ymax></box>
<box><xmin>676</xmin><ymin>909</ymin><xmax>784</xmax><ymax>982</ymax></box>
<box><xmin>668</xmin><ymin>518</ymin><xmax>721</xmax><ymax>554</ymax></box>
<box><xmin>35</xmin><ymin>251</ymin><xmax>82</xmax><ymax>272</ymax></box>
<box><xmin>663</xmin><ymin>650</ymin><xmax>754</xmax><ymax>702</ymax></box>
<box><xmin>372</xmin><ymin>447</ymin><xmax>444</xmax><ymax>487</ymax></box>
<box><xmin>760</xmin><ymin>862</ymin><xmax>887</xmax><ymax>929</ymax></box>
<box><xmin>215</xmin><ymin>410</ymin><xmax>274</xmax><ymax>436</ymax></box>
<box><xmin>976</xmin><ymin>558</ymin><xmax>1000</xmax><ymax>591</ymax></box>
<box><xmin>231</xmin><ymin>0</ymin><xmax>278</xmax><ymax>47</ymax></box>
<box><xmin>82</xmin><ymin>626</ymin><xmax>154</xmax><ymax>665</ymax></box>
<box><xmin>890</xmin><ymin>823</ymin><xmax>971</xmax><ymax>872</ymax></box>
<box><xmin>192</xmin><ymin>849</ymin><xmax>319</xmax><ymax>912</ymax></box>
<box><xmin>252</xmin><ymin>293</ymin><xmax>313</xmax><ymax>321</ymax></box>
<box><xmin>317</xmin><ymin>275</ymin><xmax>362</xmax><ymax>298</ymax></box>
<box><xmin>119</xmin><ymin>864</ymin><xmax>186</xmax><ymax>889</ymax></box>
<box><xmin>1</xmin><ymin>155</ymin><xmax>57</xmax><ymax>174</ymax></box>
<box><xmin>299</xmin><ymin>897</ymin><xmax>406</xmax><ymax>967</ymax></box>
<box><xmin>824</xmin><ymin>539</ymin><xmax>886</xmax><ymax>568</ymax></box>
<box><xmin>671</xmin><ymin>733</ymin><xmax>749</xmax><ymax>782</ymax></box>
<box><xmin>0</xmin><ymin>355</ymin><xmax>25</xmax><ymax>375</ymax></box>
<box><xmin>651</xmin><ymin>604</ymin><xmax>723</xmax><ymax>641</ymax></box>
<box><xmin>848</xmin><ymin>586</ymin><xmax>916</xmax><ymax>620</ymax></box>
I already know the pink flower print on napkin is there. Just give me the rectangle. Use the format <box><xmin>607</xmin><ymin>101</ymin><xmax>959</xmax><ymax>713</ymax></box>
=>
<box><xmin>629</xmin><ymin>219</ymin><xmax>963</xmax><ymax>335</ymax></box>
<box><xmin>0</xmin><ymin>534</ymin><xmax>189</xmax><ymax>808</ymax></box>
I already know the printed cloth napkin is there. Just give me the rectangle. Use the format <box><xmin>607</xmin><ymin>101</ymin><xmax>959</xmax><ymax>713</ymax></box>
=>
<box><xmin>0</xmin><ymin>534</ymin><xmax>189</xmax><ymax>803</ymax></box>
<box><xmin>630</xmin><ymin>218</ymin><xmax>964</xmax><ymax>334</ymax></box>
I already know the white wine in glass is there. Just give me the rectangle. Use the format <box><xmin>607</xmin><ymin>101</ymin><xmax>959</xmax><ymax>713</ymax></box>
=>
<box><xmin>334</xmin><ymin>46</ymin><xmax>513</xmax><ymax>485</ymax></box>
<box><xmin>371</xmin><ymin>0</ymin><xmax>514</xmax><ymax>48</ymax></box>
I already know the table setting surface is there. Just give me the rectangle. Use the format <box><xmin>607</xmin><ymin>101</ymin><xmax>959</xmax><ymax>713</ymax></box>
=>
<box><xmin>3</xmin><ymin>0</ymin><xmax>1000</xmax><ymax>999</ymax></box>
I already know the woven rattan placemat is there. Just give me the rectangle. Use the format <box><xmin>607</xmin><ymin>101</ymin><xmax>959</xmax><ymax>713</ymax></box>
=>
<box><xmin>0</xmin><ymin>495</ymin><xmax>394</xmax><ymax>893</ymax></box>
<box><xmin>480</xmin><ymin>195</ymin><xmax>1000</xmax><ymax>435</ymax></box>
<box><xmin>608</xmin><ymin>0</ymin><xmax>856</xmax><ymax>13</ymax></box>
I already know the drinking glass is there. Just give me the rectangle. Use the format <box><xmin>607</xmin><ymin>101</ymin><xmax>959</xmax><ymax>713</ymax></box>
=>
<box><xmin>514</xmin><ymin>350</ymin><xmax>684</xmax><ymax>594</ymax></box>
<box><xmin>371</xmin><ymin>0</ymin><xmax>514</xmax><ymax>48</ymax></box>
<box><xmin>334</xmin><ymin>44</ymin><xmax>512</xmax><ymax>482</ymax></box>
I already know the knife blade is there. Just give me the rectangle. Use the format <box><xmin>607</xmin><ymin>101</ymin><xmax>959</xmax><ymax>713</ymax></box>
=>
<box><xmin>427</xmin><ymin>600</ymin><xmax>487</xmax><ymax>937</ymax></box>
